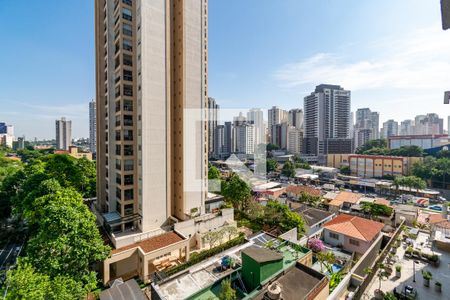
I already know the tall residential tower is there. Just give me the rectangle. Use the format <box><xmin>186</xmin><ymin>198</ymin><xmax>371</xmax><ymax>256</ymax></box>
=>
<box><xmin>95</xmin><ymin>0</ymin><xmax>208</xmax><ymax>235</ymax></box>
<box><xmin>55</xmin><ymin>117</ymin><xmax>72</xmax><ymax>150</ymax></box>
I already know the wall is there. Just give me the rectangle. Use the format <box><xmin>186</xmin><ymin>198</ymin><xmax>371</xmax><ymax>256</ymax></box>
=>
<box><xmin>323</xmin><ymin>229</ymin><xmax>344</xmax><ymax>247</ymax></box>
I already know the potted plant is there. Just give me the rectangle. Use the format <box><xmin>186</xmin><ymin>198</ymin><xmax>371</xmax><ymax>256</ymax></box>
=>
<box><xmin>435</xmin><ymin>281</ymin><xmax>442</xmax><ymax>293</ymax></box>
<box><xmin>422</xmin><ymin>270</ymin><xmax>432</xmax><ymax>287</ymax></box>
<box><xmin>429</xmin><ymin>254</ymin><xmax>440</xmax><ymax>267</ymax></box>
<box><xmin>405</xmin><ymin>246</ymin><xmax>413</xmax><ymax>257</ymax></box>
<box><xmin>395</xmin><ymin>265</ymin><xmax>401</xmax><ymax>278</ymax></box>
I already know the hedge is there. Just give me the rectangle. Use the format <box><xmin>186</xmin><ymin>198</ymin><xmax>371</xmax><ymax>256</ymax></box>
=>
<box><xmin>164</xmin><ymin>233</ymin><xmax>246</xmax><ymax>277</ymax></box>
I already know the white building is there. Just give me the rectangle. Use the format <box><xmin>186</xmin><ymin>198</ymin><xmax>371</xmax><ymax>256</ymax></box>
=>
<box><xmin>247</xmin><ymin>108</ymin><xmax>266</xmax><ymax>147</ymax></box>
<box><xmin>381</xmin><ymin>119</ymin><xmax>398</xmax><ymax>138</ymax></box>
<box><xmin>233</xmin><ymin>123</ymin><xmax>255</xmax><ymax>154</ymax></box>
<box><xmin>303</xmin><ymin>84</ymin><xmax>351</xmax><ymax>157</ymax></box>
<box><xmin>55</xmin><ymin>117</ymin><xmax>72</xmax><ymax>150</ymax></box>
<box><xmin>287</xmin><ymin>126</ymin><xmax>303</xmax><ymax>155</ymax></box>
<box><xmin>268</xmin><ymin>106</ymin><xmax>288</xmax><ymax>140</ymax></box>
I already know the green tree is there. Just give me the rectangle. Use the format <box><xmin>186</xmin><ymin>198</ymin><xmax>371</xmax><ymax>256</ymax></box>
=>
<box><xmin>208</xmin><ymin>165</ymin><xmax>221</xmax><ymax>180</ymax></box>
<box><xmin>361</xmin><ymin>202</ymin><xmax>393</xmax><ymax>218</ymax></box>
<box><xmin>266</xmin><ymin>158</ymin><xmax>278</xmax><ymax>172</ymax></box>
<box><xmin>316</xmin><ymin>251</ymin><xmax>336</xmax><ymax>274</ymax></box>
<box><xmin>265</xmin><ymin>201</ymin><xmax>305</xmax><ymax>237</ymax></box>
<box><xmin>25</xmin><ymin>189</ymin><xmax>110</xmax><ymax>282</ymax></box>
<box><xmin>356</xmin><ymin>139</ymin><xmax>387</xmax><ymax>154</ymax></box>
<box><xmin>339</xmin><ymin>165</ymin><xmax>350</xmax><ymax>175</ymax></box>
<box><xmin>218</xmin><ymin>279</ymin><xmax>236</xmax><ymax>300</ymax></box>
<box><xmin>281</xmin><ymin>161</ymin><xmax>296</xmax><ymax>178</ymax></box>
<box><xmin>221</xmin><ymin>174</ymin><xmax>251</xmax><ymax>210</ymax></box>
<box><xmin>5</xmin><ymin>260</ymin><xmax>86</xmax><ymax>300</ymax></box>
<box><xmin>266</xmin><ymin>143</ymin><xmax>280</xmax><ymax>151</ymax></box>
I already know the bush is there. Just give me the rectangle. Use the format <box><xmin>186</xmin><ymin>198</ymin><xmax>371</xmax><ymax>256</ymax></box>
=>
<box><xmin>422</xmin><ymin>270</ymin><xmax>432</xmax><ymax>280</ymax></box>
<box><xmin>165</xmin><ymin>233</ymin><xmax>246</xmax><ymax>277</ymax></box>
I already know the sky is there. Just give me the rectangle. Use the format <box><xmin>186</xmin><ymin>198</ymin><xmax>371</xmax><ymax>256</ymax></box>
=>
<box><xmin>0</xmin><ymin>0</ymin><xmax>449</xmax><ymax>139</ymax></box>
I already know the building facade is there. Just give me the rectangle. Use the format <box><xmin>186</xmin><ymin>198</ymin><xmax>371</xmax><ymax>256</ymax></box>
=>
<box><xmin>388</xmin><ymin>134</ymin><xmax>450</xmax><ymax>150</ymax></box>
<box><xmin>381</xmin><ymin>119</ymin><xmax>398</xmax><ymax>138</ymax></box>
<box><xmin>287</xmin><ymin>126</ymin><xmax>303</xmax><ymax>155</ymax></box>
<box><xmin>268</xmin><ymin>106</ymin><xmax>287</xmax><ymax>140</ymax></box>
<box><xmin>327</xmin><ymin>153</ymin><xmax>422</xmax><ymax>178</ymax></box>
<box><xmin>354</xmin><ymin>108</ymin><xmax>379</xmax><ymax>148</ymax></box>
<box><xmin>399</xmin><ymin>119</ymin><xmax>414</xmax><ymax>136</ymax></box>
<box><xmin>303</xmin><ymin>84</ymin><xmax>351</xmax><ymax>159</ymax></box>
<box><xmin>247</xmin><ymin>108</ymin><xmax>265</xmax><ymax>147</ymax></box>
<box><xmin>89</xmin><ymin>99</ymin><xmax>97</xmax><ymax>154</ymax></box>
<box><xmin>95</xmin><ymin>0</ymin><xmax>208</xmax><ymax>235</ymax></box>
<box><xmin>55</xmin><ymin>117</ymin><xmax>72</xmax><ymax>150</ymax></box>
<box><xmin>288</xmin><ymin>108</ymin><xmax>303</xmax><ymax>129</ymax></box>
<box><xmin>207</xmin><ymin>97</ymin><xmax>219</xmax><ymax>158</ymax></box>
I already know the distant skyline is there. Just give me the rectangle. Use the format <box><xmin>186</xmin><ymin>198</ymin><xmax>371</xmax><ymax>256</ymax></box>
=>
<box><xmin>1</xmin><ymin>1</ymin><xmax>449</xmax><ymax>139</ymax></box>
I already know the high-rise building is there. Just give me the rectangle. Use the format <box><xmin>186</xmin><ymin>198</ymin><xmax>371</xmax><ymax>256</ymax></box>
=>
<box><xmin>208</xmin><ymin>97</ymin><xmax>219</xmax><ymax>157</ymax></box>
<box><xmin>95</xmin><ymin>0</ymin><xmax>208</xmax><ymax>234</ymax></box>
<box><xmin>89</xmin><ymin>99</ymin><xmax>96</xmax><ymax>154</ymax></box>
<box><xmin>247</xmin><ymin>108</ymin><xmax>265</xmax><ymax>147</ymax></box>
<box><xmin>414</xmin><ymin>113</ymin><xmax>443</xmax><ymax>135</ymax></box>
<box><xmin>0</xmin><ymin>123</ymin><xmax>6</xmax><ymax>134</ymax></box>
<box><xmin>381</xmin><ymin>119</ymin><xmax>399</xmax><ymax>138</ymax></box>
<box><xmin>303</xmin><ymin>84</ymin><xmax>351</xmax><ymax>158</ymax></box>
<box><xmin>448</xmin><ymin>116</ymin><xmax>450</xmax><ymax>137</ymax></box>
<box><xmin>354</xmin><ymin>108</ymin><xmax>379</xmax><ymax>148</ymax></box>
<box><xmin>223</xmin><ymin>121</ymin><xmax>233</xmax><ymax>157</ymax></box>
<box><xmin>232</xmin><ymin>123</ymin><xmax>255</xmax><ymax>154</ymax></box>
<box><xmin>270</xmin><ymin>123</ymin><xmax>288</xmax><ymax>149</ymax></box>
<box><xmin>287</xmin><ymin>126</ymin><xmax>303</xmax><ymax>155</ymax></box>
<box><xmin>268</xmin><ymin>106</ymin><xmax>287</xmax><ymax>140</ymax></box>
<box><xmin>399</xmin><ymin>119</ymin><xmax>414</xmax><ymax>136</ymax></box>
<box><xmin>55</xmin><ymin>117</ymin><xmax>72</xmax><ymax>150</ymax></box>
<box><xmin>288</xmin><ymin>108</ymin><xmax>303</xmax><ymax>130</ymax></box>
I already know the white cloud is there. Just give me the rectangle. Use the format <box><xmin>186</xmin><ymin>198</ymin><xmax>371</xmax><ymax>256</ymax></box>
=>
<box><xmin>274</xmin><ymin>25</ymin><xmax>450</xmax><ymax>92</ymax></box>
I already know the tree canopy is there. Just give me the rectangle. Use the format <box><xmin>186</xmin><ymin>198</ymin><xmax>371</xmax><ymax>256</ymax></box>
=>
<box><xmin>356</xmin><ymin>139</ymin><xmax>423</xmax><ymax>157</ymax></box>
<box><xmin>208</xmin><ymin>164</ymin><xmax>221</xmax><ymax>180</ymax></box>
<box><xmin>281</xmin><ymin>161</ymin><xmax>296</xmax><ymax>178</ymax></box>
<box><xmin>221</xmin><ymin>174</ymin><xmax>251</xmax><ymax>210</ymax></box>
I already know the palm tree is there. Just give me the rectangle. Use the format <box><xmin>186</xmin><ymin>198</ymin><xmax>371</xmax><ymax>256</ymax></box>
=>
<box><xmin>316</xmin><ymin>251</ymin><xmax>336</xmax><ymax>274</ymax></box>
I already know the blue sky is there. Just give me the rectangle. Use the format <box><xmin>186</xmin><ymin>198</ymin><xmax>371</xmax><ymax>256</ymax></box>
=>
<box><xmin>1</xmin><ymin>0</ymin><xmax>449</xmax><ymax>139</ymax></box>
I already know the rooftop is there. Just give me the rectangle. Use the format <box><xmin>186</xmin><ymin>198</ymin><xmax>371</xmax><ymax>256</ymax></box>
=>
<box><xmin>242</xmin><ymin>246</ymin><xmax>283</xmax><ymax>263</ymax></box>
<box><xmin>253</xmin><ymin>262</ymin><xmax>327</xmax><ymax>300</ymax></box>
<box><xmin>323</xmin><ymin>214</ymin><xmax>384</xmax><ymax>241</ymax></box>
<box><xmin>285</xmin><ymin>185</ymin><xmax>321</xmax><ymax>197</ymax></box>
<box><xmin>334</xmin><ymin>191</ymin><xmax>363</xmax><ymax>204</ymax></box>
<box><xmin>112</xmin><ymin>231</ymin><xmax>185</xmax><ymax>255</ymax></box>
<box><xmin>99</xmin><ymin>279</ymin><xmax>146</xmax><ymax>300</ymax></box>
<box><xmin>293</xmin><ymin>204</ymin><xmax>334</xmax><ymax>227</ymax></box>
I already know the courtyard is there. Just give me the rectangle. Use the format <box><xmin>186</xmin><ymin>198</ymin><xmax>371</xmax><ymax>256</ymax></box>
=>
<box><xmin>363</xmin><ymin>231</ymin><xmax>450</xmax><ymax>300</ymax></box>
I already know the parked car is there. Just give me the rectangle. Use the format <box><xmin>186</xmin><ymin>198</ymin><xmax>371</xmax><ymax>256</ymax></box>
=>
<box><xmin>428</xmin><ymin>205</ymin><xmax>443</xmax><ymax>211</ymax></box>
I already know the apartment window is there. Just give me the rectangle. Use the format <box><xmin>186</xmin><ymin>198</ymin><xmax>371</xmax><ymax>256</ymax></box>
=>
<box><xmin>123</xmin><ymin>100</ymin><xmax>133</xmax><ymax>111</ymax></box>
<box><xmin>329</xmin><ymin>232</ymin><xmax>339</xmax><ymax>240</ymax></box>
<box><xmin>124</xmin><ymin>145</ymin><xmax>133</xmax><ymax>156</ymax></box>
<box><xmin>115</xmin><ymin>131</ymin><xmax>121</xmax><ymax>141</ymax></box>
<box><xmin>124</xmin><ymin>189</ymin><xmax>134</xmax><ymax>200</ymax></box>
<box><xmin>124</xmin><ymin>130</ymin><xmax>133</xmax><ymax>141</ymax></box>
<box><xmin>124</xmin><ymin>115</ymin><xmax>133</xmax><ymax>126</ymax></box>
<box><xmin>116</xmin><ymin>187</ymin><xmax>122</xmax><ymax>199</ymax></box>
<box><xmin>124</xmin><ymin>159</ymin><xmax>134</xmax><ymax>171</ymax></box>
<box><xmin>115</xmin><ymin>159</ymin><xmax>121</xmax><ymax>170</ymax></box>
<box><xmin>123</xmin><ymin>70</ymin><xmax>133</xmax><ymax>81</ymax></box>
<box><xmin>123</xmin><ymin>84</ymin><xmax>133</xmax><ymax>96</ymax></box>
<box><xmin>115</xmin><ymin>86</ymin><xmax>121</xmax><ymax>98</ymax></box>
<box><xmin>123</xmin><ymin>23</ymin><xmax>132</xmax><ymax>37</ymax></box>
<box><xmin>115</xmin><ymin>145</ymin><xmax>121</xmax><ymax>155</ymax></box>
<box><xmin>123</xmin><ymin>39</ymin><xmax>133</xmax><ymax>52</ymax></box>
<box><xmin>124</xmin><ymin>174</ymin><xmax>133</xmax><ymax>185</ymax></box>
<box><xmin>122</xmin><ymin>8</ymin><xmax>132</xmax><ymax>21</ymax></box>
<box><xmin>122</xmin><ymin>0</ymin><xmax>132</xmax><ymax>6</ymax></box>
<box><xmin>124</xmin><ymin>203</ymin><xmax>134</xmax><ymax>216</ymax></box>
<box><xmin>116</xmin><ymin>175</ymin><xmax>121</xmax><ymax>185</ymax></box>
<box><xmin>123</xmin><ymin>54</ymin><xmax>132</xmax><ymax>66</ymax></box>
<box><xmin>349</xmin><ymin>239</ymin><xmax>360</xmax><ymax>246</ymax></box>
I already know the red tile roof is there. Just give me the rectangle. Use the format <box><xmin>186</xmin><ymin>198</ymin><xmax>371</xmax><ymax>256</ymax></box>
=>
<box><xmin>323</xmin><ymin>214</ymin><xmax>384</xmax><ymax>242</ymax></box>
<box><xmin>286</xmin><ymin>185</ymin><xmax>321</xmax><ymax>197</ymax></box>
<box><xmin>334</xmin><ymin>191</ymin><xmax>363</xmax><ymax>204</ymax></box>
<box><xmin>112</xmin><ymin>232</ymin><xmax>185</xmax><ymax>255</ymax></box>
